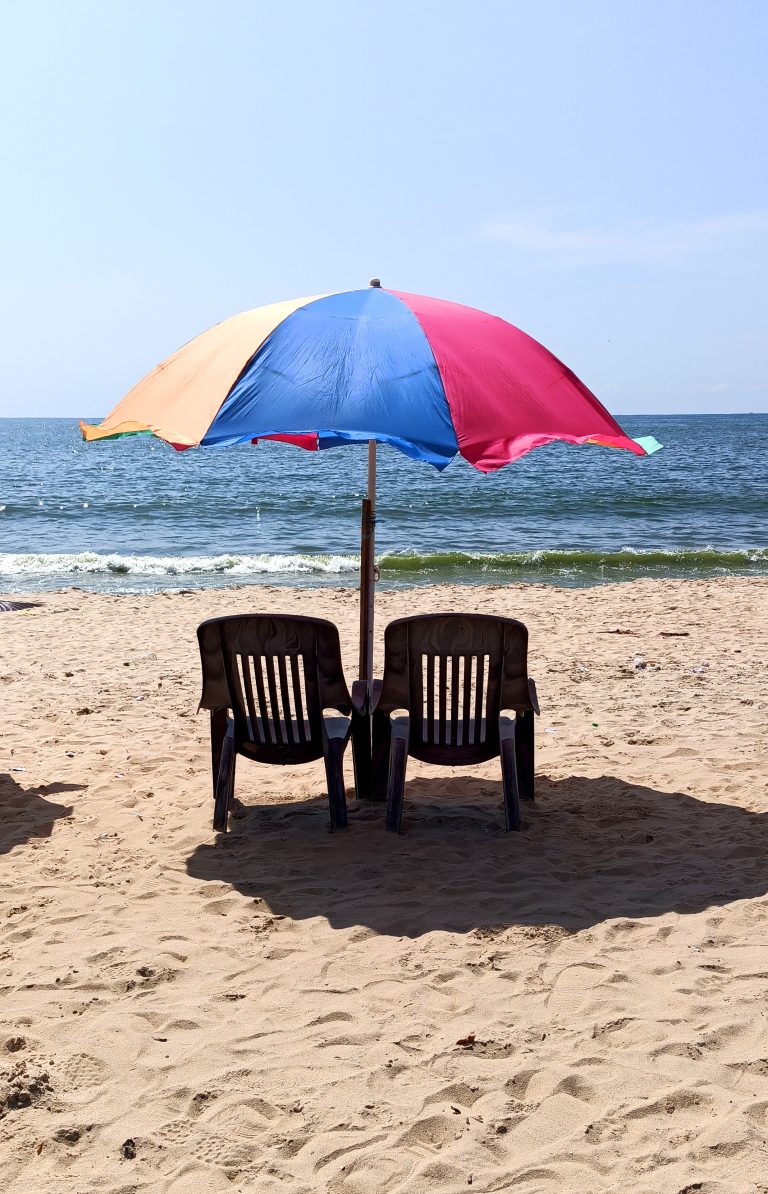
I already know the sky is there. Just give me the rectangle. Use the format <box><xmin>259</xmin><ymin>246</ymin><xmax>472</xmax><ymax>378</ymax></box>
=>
<box><xmin>0</xmin><ymin>0</ymin><xmax>766</xmax><ymax>418</ymax></box>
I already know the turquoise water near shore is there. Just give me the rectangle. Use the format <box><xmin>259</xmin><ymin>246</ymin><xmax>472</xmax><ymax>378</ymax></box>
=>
<box><xmin>1</xmin><ymin>416</ymin><xmax>766</xmax><ymax>592</ymax></box>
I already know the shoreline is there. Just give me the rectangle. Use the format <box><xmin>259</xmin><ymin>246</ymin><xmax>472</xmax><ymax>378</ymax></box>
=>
<box><xmin>2</xmin><ymin>576</ymin><xmax>768</xmax><ymax>1190</ymax></box>
<box><xmin>1</xmin><ymin>554</ymin><xmax>768</xmax><ymax>599</ymax></box>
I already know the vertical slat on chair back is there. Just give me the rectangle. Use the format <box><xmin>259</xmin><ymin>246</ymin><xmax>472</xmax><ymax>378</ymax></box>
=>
<box><xmin>473</xmin><ymin>651</ymin><xmax>487</xmax><ymax>741</ymax></box>
<box><xmin>416</xmin><ymin>648</ymin><xmax>493</xmax><ymax>747</ymax></box>
<box><xmin>425</xmin><ymin>654</ymin><xmax>435</xmax><ymax>735</ymax></box>
<box><xmin>231</xmin><ymin>649</ymin><xmax>313</xmax><ymax>746</ymax></box>
<box><xmin>263</xmin><ymin>654</ymin><xmax>283</xmax><ymax>743</ymax></box>
<box><xmin>214</xmin><ymin>616</ymin><xmax>325</xmax><ymax>751</ymax></box>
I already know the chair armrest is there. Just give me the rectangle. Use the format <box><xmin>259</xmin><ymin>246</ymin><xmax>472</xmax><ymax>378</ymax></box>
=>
<box><xmin>200</xmin><ymin>702</ymin><xmax>231</xmax><ymax>725</ymax></box>
<box><xmin>499</xmin><ymin>709</ymin><xmax>517</xmax><ymax>741</ymax></box>
<box><xmin>390</xmin><ymin>709</ymin><xmax>410</xmax><ymax>740</ymax></box>
<box><xmin>322</xmin><ymin>708</ymin><xmax>352</xmax><ymax>741</ymax></box>
<box><xmin>528</xmin><ymin>678</ymin><xmax>540</xmax><ymax>715</ymax></box>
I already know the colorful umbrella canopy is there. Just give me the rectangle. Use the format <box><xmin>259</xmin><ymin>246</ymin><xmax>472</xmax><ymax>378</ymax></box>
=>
<box><xmin>82</xmin><ymin>283</ymin><xmax>660</xmax><ymax>681</ymax></box>
<box><xmin>81</xmin><ymin>283</ymin><xmax>660</xmax><ymax>467</ymax></box>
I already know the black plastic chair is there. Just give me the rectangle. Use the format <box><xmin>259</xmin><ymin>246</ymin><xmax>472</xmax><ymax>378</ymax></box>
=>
<box><xmin>361</xmin><ymin>613</ymin><xmax>540</xmax><ymax>833</ymax></box>
<box><xmin>198</xmin><ymin>614</ymin><xmax>364</xmax><ymax>832</ymax></box>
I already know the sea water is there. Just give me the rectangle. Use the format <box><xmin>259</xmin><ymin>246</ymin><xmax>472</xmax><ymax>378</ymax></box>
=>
<box><xmin>0</xmin><ymin>415</ymin><xmax>765</xmax><ymax>593</ymax></box>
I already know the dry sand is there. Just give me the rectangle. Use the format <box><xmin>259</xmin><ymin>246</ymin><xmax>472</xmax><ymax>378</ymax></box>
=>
<box><xmin>1</xmin><ymin>577</ymin><xmax>768</xmax><ymax>1193</ymax></box>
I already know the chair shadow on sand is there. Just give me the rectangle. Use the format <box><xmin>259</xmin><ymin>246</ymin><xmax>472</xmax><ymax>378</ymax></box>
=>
<box><xmin>186</xmin><ymin>773</ymin><xmax>768</xmax><ymax>938</ymax></box>
<box><xmin>0</xmin><ymin>774</ymin><xmax>78</xmax><ymax>855</ymax></box>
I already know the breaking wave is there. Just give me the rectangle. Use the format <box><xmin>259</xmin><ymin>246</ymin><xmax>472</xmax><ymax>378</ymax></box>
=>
<box><xmin>0</xmin><ymin>546</ymin><xmax>765</xmax><ymax>592</ymax></box>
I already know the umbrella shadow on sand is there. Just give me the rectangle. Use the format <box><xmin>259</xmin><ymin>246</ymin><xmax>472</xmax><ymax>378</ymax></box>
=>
<box><xmin>0</xmin><ymin>774</ymin><xmax>78</xmax><ymax>855</ymax></box>
<box><xmin>186</xmin><ymin>774</ymin><xmax>768</xmax><ymax>937</ymax></box>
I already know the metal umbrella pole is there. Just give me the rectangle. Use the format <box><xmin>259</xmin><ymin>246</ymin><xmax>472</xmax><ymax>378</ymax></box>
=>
<box><xmin>348</xmin><ymin>439</ymin><xmax>378</xmax><ymax>802</ymax></box>
<box><xmin>358</xmin><ymin>439</ymin><xmax>377</xmax><ymax>685</ymax></box>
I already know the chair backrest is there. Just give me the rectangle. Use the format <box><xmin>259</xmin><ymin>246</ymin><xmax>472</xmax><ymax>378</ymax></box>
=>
<box><xmin>376</xmin><ymin>613</ymin><xmax>532</xmax><ymax>764</ymax></box>
<box><xmin>198</xmin><ymin>614</ymin><xmax>351</xmax><ymax>764</ymax></box>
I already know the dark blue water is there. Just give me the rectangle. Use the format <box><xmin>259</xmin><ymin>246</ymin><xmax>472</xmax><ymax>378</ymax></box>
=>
<box><xmin>0</xmin><ymin>416</ymin><xmax>765</xmax><ymax>592</ymax></box>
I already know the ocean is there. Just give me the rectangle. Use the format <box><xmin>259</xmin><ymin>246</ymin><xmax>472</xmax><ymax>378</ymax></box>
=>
<box><xmin>0</xmin><ymin>415</ymin><xmax>766</xmax><ymax>593</ymax></box>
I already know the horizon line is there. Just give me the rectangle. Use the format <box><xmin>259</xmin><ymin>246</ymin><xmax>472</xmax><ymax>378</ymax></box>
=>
<box><xmin>2</xmin><ymin>411</ymin><xmax>767</xmax><ymax>422</ymax></box>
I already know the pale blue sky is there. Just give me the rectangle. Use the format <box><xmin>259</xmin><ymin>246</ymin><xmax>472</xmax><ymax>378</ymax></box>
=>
<box><xmin>1</xmin><ymin>0</ymin><xmax>766</xmax><ymax>417</ymax></box>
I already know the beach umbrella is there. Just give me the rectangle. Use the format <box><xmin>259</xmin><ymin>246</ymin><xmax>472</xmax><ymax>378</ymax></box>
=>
<box><xmin>82</xmin><ymin>281</ymin><xmax>660</xmax><ymax>683</ymax></box>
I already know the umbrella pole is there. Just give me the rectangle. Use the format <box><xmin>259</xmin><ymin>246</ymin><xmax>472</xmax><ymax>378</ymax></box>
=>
<box><xmin>351</xmin><ymin>440</ymin><xmax>377</xmax><ymax>803</ymax></box>
<box><xmin>359</xmin><ymin>440</ymin><xmax>377</xmax><ymax>684</ymax></box>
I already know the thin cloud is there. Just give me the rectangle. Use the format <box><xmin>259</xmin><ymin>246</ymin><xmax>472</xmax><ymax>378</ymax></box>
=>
<box><xmin>480</xmin><ymin>212</ymin><xmax>768</xmax><ymax>265</ymax></box>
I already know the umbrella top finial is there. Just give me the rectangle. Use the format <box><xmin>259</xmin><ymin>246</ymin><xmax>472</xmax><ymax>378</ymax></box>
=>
<box><xmin>369</xmin><ymin>277</ymin><xmax>381</xmax><ymax>288</ymax></box>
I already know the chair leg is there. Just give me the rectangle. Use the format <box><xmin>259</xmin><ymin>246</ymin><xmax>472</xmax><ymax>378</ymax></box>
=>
<box><xmin>385</xmin><ymin>714</ymin><xmax>410</xmax><ymax>833</ymax></box>
<box><xmin>210</xmin><ymin>708</ymin><xmax>228</xmax><ymax>800</ymax></box>
<box><xmin>323</xmin><ymin>738</ymin><xmax>348</xmax><ymax>832</ymax></box>
<box><xmin>371</xmin><ymin>711</ymin><xmax>392</xmax><ymax>804</ymax></box>
<box><xmin>499</xmin><ymin>714</ymin><xmax>522</xmax><ymax>832</ymax></box>
<box><xmin>515</xmin><ymin>709</ymin><xmax>535</xmax><ymax>802</ymax></box>
<box><xmin>351</xmin><ymin>704</ymin><xmax>372</xmax><ymax>802</ymax></box>
<box><xmin>213</xmin><ymin>723</ymin><xmax>236</xmax><ymax>832</ymax></box>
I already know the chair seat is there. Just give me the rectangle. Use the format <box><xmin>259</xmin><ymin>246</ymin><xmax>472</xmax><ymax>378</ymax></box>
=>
<box><xmin>239</xmin><ymin>712</ymin><xmax>352</xmax><ymax>760</ymax></box>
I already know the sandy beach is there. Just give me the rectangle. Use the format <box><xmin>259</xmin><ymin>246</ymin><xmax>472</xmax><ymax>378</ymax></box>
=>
<box><xmin>2</xmin><ymin>577</ymin><xmax>768</xmax><ymax>1193</ymax></box>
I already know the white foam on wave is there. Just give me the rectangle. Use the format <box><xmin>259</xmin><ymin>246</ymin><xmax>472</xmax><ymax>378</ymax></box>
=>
<box><xmin>0</xmin><ymin>552</ymin><xmax>361</xmax><ymax>577</ymax></box>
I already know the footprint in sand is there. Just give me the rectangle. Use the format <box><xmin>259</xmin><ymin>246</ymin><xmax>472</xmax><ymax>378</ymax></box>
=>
<box><xmin>546</xmin><ymin>961</ymin><xmax>606</xmax><ymax>1014</ymax></box>
<box><xmin>154</xmin><ymin>1115</ymin><xmax>256</xmax><ymax>1169</ymax></box>
<box><xmin>59</xmin><ymin>1052</ymin><xmax>111</xmax><ymax>1090</ymax></box>
<box><xmin>190</xmin><ymin>1126</ymin><xmax>257</xmax><ymax>1169</ymax></box>
<box><xmin>327</xmin><ymin>1152</ymin><xmax>403</xmax><ymax>1192</ymax></box>
<box><xmin>307</xmin><ymin>1011</ymin><xmax>355</xmax><ymax>1027</ymax></box>
<box><xmin>622</xmin><ymin>1086</ymin><xmax>711</xmax><ymax>1121</ymax></box>
<box><xmin>124</xmin><ymin>965</ymin><xmax>179</xmax><ymax>992</ymax></box>
<box><xmin>200</xmin><ymin>896</ymin><xmax>243</xmax><ymax>917</ymax></box>
<box><xmin>310</xmin><ymin>1131</ymin><xmax>389</xmax><ymax>1172</ymax></box>
<box><xmin>422</xmin><ymin>1081</ymin><xmax>483</xmax><ymax>1109</ymax></box>
<box><xmin>154</xmin><ymin>1117</ymin><xmax>194</xmax><ymax>1146</ymax></box>
<box><xmin>454</xmin><ymin>1038</ymin><xmax>515</xmax><ymax>1059</ymax></box>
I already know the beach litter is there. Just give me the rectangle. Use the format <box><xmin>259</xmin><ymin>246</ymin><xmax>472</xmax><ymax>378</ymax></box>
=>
<box><xmin>691</xmin><ymin>662</ymin><xmax>710</xmax><ymax>674</ymax></box>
